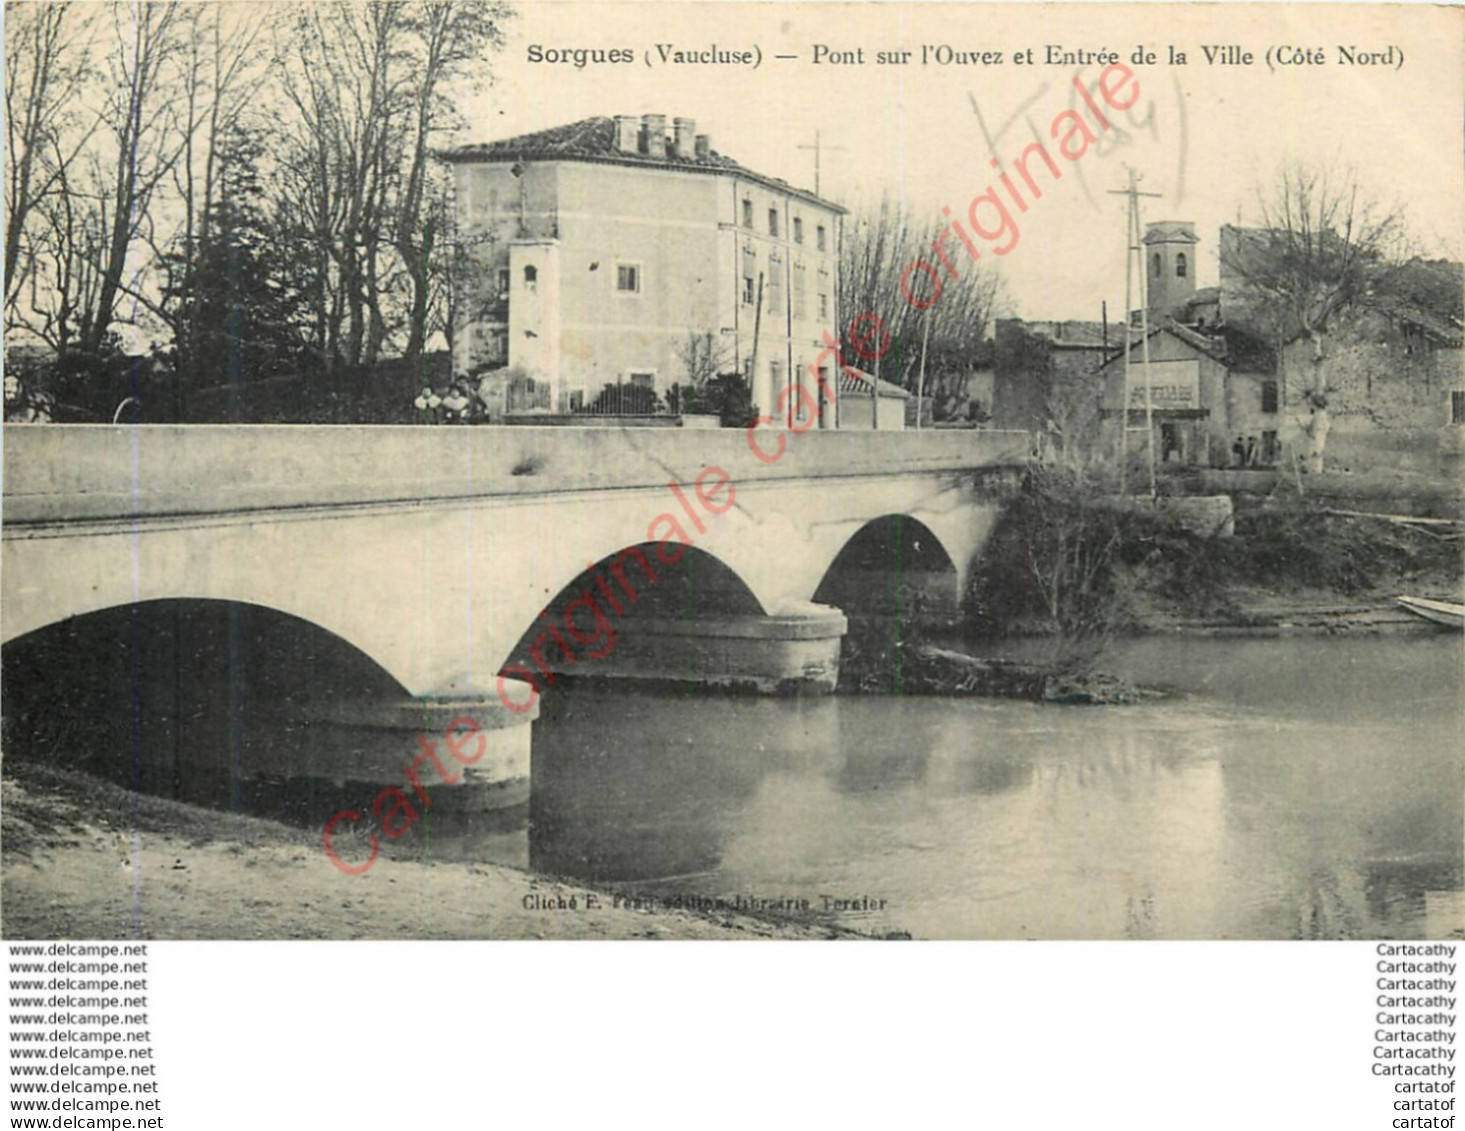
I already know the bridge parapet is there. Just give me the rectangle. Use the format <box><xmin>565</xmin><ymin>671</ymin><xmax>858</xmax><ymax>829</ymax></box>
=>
<box><xmin>3</xmin><ymin>424</ymin><xmax>1031</xmax><ymax>526</ymax></box>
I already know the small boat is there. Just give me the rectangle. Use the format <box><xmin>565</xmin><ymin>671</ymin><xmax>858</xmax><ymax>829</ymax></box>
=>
<box><xmin>1396</xmin><ymin>595</ymin><xmax>1465</xmax><ymax>630</ymax></box>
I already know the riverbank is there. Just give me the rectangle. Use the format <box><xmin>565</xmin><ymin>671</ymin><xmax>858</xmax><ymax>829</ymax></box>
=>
<box><xmin>1155</xmin><ymin>587</ymin><xmax>1461</xmax><ymax>634</ymax></box>
<box><xmin>0</xmin><ymin>761</ymin><xmax>863</xmax><ymax>941</ymax></box>
<box><xmin>838</xmin><ymin>476</ymin><xmax>1461</xmax><ymax>701</ymax></box>
<box><xmin>969</xmin><ymin>471</ymin><xmax>1462</xmax><ymax>642</ymax></box>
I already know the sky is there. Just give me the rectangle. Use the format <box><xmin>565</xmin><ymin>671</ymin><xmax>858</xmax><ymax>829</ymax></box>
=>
<box><xmin>463</xmin><ymin>2</ymin><xmax>1464</xmax><ymax>322</ymax></box>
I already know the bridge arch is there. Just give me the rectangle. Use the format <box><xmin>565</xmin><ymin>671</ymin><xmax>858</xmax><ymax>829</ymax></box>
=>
<box><xmin>0</xmin><ymin>576</ymin><xmax>424</xmax><ymax>697</ymax></box>
<box><xmin>497</xmin><ymin>541</ymin><xmax>768</xmax><ymax>694</ymax></box>
<box><xmin>1</xmin><ymin>597</ymin><xmax>409</xmax><ymax>798</ymax></box>
<box><xmin>812</xmin><ymin>514</ymin><xmax>962</xmax><ymax>623</ymax></box>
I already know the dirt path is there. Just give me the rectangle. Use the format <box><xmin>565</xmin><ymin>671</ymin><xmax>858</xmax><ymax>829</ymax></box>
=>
<box><xmin>0</xmin><ymin>765</ymin><xmax>853</xmax><ymax>941</ymax></box>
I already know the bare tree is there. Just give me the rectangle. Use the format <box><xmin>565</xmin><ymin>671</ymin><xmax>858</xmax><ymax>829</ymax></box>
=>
<box><xmin>394</xmin><ymin>1</ymin><xmax>509</xmax><ymax>365</ymax></box>
<box><xmin>1221</xmin><ymin>164</ymin><xmax>1408</xmax><ymax>444</ymax></box>
<box><xmin>840</xmin><ymin>193</ymin><xmax>1009</xmax><ymax>415</ymax></box>
<box><xmin>151</xmin><ymin>3</ymin><xmax>273</xmax><ymax>378</ymax></box>
<box><xmin>6</xmin><ymin>1</ymin><xmax>190</xmax><ymax>365</ymax></box>
<box><xmin>273</xmin><ymin>1</ymin><xmax>509</xmax><ymax>374</ymax></box>
<box><xmin>273</xmin><ymin>2</ymin><xmax>408</xmax><ymax>371</ymax></box>
<box><xmin>7</xmin><ymin>1</ymin><xmax>511</xmax><ymax>411</ymax></box>
<box><xmin>4</xmin><ymin>2</ymin><xmax>98</xmax><ymax>321</ymax></box>
<box><xmin>80</xmin><ymin>1</ymin><xmax>190</xmax><ymax>358</ymax></box>
<box><xmin>673</xmin><ymin>330</ymin><xmax>734</xmax><ymax>388</ymax></box>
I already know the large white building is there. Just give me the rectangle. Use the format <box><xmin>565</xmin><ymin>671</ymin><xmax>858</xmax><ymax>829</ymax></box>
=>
<box><xmin>445</xmin><ymin>114</ymin><xmax>848</xmax><ymax>426</ymax></box>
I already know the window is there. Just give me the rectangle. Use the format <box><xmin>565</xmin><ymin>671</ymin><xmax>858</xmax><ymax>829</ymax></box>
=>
<box><xmin>628</xmin><ymin>372</ymin><xmax>655</xmax><ymax>389</ymax></box>
<box><xmin>496</xmin><ymin>268</ymin><xmax>510</xmax><ymax>295</ymax></box>
<box><xmin>793</xmin><ymin>263</ymin><xmax>806</xmax><ymax>319</ymax></box>
<box><xmin>767</xmin><ymin>254</ymin><xmax>782</xmax><ymax>312</ymax></box>
<box><xmin>742</xmin><ymin>199</ymin><xmax>753</xmax><ymax>227</ymax></box>
<box><xmin>1453</xmin><ymin>390</ymin><xmax>1465</xmax><ymax>425</ymax></box>
<box><xmin>1261</xmin><ymin>380</ymin><xmax>1278</xmax><ymax>414</ymax></box>
<box><xmin>768</xmin><ymin>208</ymin><xmax>780</xmax><ymax>237</ymax></box>
<box><xmin>793</xmin><ymin>217</ymin><xmax>804</xmax><ymax>244</ymax></box>
<box><xmin>818</xmin><ymin>292</ymin><xmax>829</xmax><ymax>320</ymax></box>
<box><xmin>616</xmin><ymin>263</ymin><xmax>641</xmax><ymax>293</ymax></box>
<box><xmin>743</xmin><ymin>275</ymin><xmax>755</xmax><ymax>305</ymax></box>
<box><xmin>523</xmin><ymin>265</ymin><xmax>537</xmax><ymax>291</ymax></box>
<box><xmin>1151</xmin><ymin>253</ymin><xmax>1161</xmax><ymax>277</ymax></box>
<box><xmin>816</xmin><ymin>225</ymin><xmax>827</xmax><ymax>251</ymax></box>
<box><xmin>1176</xmin><ymin>252</ymin><xmax>1187</xmax><ymax>278</ymax></box>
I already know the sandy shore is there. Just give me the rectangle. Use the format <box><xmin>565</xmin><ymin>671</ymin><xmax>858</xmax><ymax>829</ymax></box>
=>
<box><xmin>0</xmin><ymin>764</ymin><xmax>856</xmax><ymax>941</ymax></box>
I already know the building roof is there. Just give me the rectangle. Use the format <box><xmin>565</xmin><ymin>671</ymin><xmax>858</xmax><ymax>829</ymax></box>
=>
<box><xmin>998</xmin><ymin>318</ymin><xmax>1115</xmax><ymax>350</ymax></box>
<box><xmin>1144</xmin><ymin>221</ymin><xmax>1199</xmax><ymax>246</ymax></box>
<box><xmin>1370</xmin><ymin>296</ymin><xmax>1464</xmax><ymax>347</ymax></box>
<box><xmin>838</xmin><ymin>368</ymin><xmax>910</xmax><ymax>399</ymax></box>
<box><xmin>1099</xmin><ymin>320</ymin><xmax>1230</xmax><ymax>368</ymax></box>
<box><xmin>443</xmin><ymin>116</ymin><xmax>845</xmax><ymax>214</ymax></box>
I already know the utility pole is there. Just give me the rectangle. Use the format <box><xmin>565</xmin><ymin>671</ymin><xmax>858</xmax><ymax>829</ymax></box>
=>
<box><xmin>916</xmin><ymin>308</ymin><xmax>932</xmax><ymax>430</ymax></box>
<box><xmin>1108</xmin><ymin>168</ymin><xmax>1162</xmax><ymax>497</ymax></box>
<box><xmin>748</xmin><ymin>271</ymin><xmax>765</xmax><ymax>416</ymax></box>
<box><xmin>797</xmin><ymin>130</ymin><xmax>845</xmax><ymax>198</ymax></box>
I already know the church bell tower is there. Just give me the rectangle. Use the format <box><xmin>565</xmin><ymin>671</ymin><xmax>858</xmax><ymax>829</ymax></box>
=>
<box><xmin>1144</xmin><ymin>221</ymin><xmax>1199</xmax><ymax>318</ymax></box>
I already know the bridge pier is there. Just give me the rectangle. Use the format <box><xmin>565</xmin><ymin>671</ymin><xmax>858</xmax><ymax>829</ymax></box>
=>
<box><xmin>524</xmin><ymin>604</ymin><xmax>849</xmax><ymax>695</ymax></box>
<box><xmin>279</xmin><ymin>679</ymin><xmax>537</xmax><ymax>808</ymax></box>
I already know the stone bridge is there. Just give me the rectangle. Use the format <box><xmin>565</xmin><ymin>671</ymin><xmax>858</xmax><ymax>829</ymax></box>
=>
<box><xmin>2</xmin><ymin>425</ymin><xmax>1029</xmax><ymax>800</ymax></box>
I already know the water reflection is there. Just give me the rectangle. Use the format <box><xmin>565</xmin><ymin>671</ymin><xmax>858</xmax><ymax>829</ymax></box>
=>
<box><xmin>526</xmin><ymin>634</ymin><xmax>1463</xmax><ymax>939</ymax></box>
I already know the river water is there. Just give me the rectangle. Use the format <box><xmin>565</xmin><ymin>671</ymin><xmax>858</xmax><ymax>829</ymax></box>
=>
<box><xmin>519</xmin><ymin>633</ymin><xmax>1463</xmax><ymax>940</ymax></box>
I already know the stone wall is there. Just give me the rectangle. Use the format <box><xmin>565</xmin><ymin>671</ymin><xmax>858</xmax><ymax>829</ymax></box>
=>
<box><xmin>1281</xmin><ymin>310</ymin><xmax>1462</xmax><ymax>431</ymax></box>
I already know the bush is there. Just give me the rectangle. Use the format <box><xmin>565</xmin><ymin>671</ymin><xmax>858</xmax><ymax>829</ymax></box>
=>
<box><xmin>970</xmin><ymin>471</ymin><xmax>1461</xmax><ymax>646</ymax></box>
<box><xmin>1232</xmin><ymin>505</ymin><xmax>1457</xmax><ymax>596</ymax></box>
<box><xmin>968</xmin><ymin>466</ymin><xmax>1134</xmax><ymax>646</ymax></box>
<box><xmin>666</xmin><ymin>373</ymin><xmax>759</xmax><ymax>428</ymax></box>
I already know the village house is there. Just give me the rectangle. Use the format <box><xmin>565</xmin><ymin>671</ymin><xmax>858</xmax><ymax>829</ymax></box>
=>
<box><xmin>1219</xmin><ymin>227</ymin><xmax>1464</xmax><ymax>474</ymax></box>
<box><xmin>993</xmin><ymin>221</ymin><xmax>1287</xmax><ymax>468</ymax></box>
<box><xmin>1093</xmin><ymin>221</ymin><xmax>1280</xmax><ymax>468</ymax></box>
<box><xmin>444</xmin><ymin>115</ymin><xmax>853</xmax><ymax>427</ymax></box>
<box><xmin>1097</xmin><ymin>319</ymin><xmax>1279</xmax><ymax>467</ymax></box>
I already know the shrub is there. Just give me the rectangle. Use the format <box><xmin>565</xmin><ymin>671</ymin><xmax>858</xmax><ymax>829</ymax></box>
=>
<box><xmin>968</xmin><ymin>466</ymin><xmax>1132</xmax><ymax>645</ymax></box>
<box><xmin>666</xmin><ymin>373</ymin><xmax>759</xmax><ymax>428</ymax></box>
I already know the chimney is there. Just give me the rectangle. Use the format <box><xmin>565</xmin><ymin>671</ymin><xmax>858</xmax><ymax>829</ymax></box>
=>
<box><xmin>614</xmin><ymin>115</ymin><xmax>639</xmax><ymax>154</ymax></box>
<box><xmin>642</xmin><ymin>114</ymin><xmax>666</xmax><ymax>158</ymax></box>
<box><xmin>672</xmin><ymin>117</ymin><xmax>695</xmax><ymax>159</ymax></box>
<box><xmin>694</xmin><ymin>134</ymin><xmax>710</xmax><ymax>160</ymax></box>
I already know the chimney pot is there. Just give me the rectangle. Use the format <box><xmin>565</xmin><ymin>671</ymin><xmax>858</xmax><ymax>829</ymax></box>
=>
<box><xmin>673</xmin><ymin>117</ymin><xmax>696</xmax><ymax>159</ymax></box>
<box><xmin>642</xmin><ymin>114</ymin><xmax>666</xmax><ymax>158</ymax></box>
<box><xmin>614</xmin><ymin>115</ymin><xmax>639</xmax><ymax>154</ymax></box>
<box><xmin>694</xmin><ymin>134</ymin><xmax>710</xmax><ymax>159</ymax></box>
